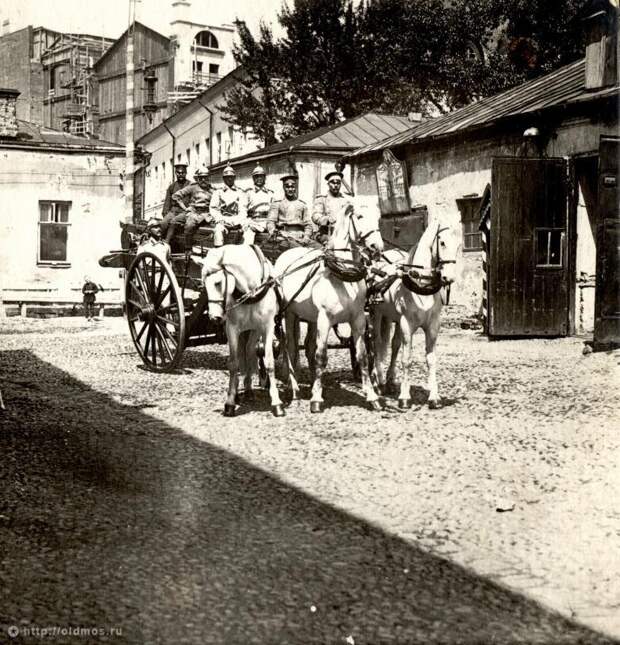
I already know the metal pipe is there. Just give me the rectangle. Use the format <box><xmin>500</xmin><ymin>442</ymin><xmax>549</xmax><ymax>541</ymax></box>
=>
<box><xmin>197</xmin><ymin>97</ymin><xmax>214</xmax><ymax>167</ymax></box>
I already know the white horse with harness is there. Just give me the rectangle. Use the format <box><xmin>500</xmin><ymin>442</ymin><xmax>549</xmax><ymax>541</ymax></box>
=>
<box><xmin>274</xmin><ymin>201</ymin><xmax>384</xmax><ymax>412</ymax></box>
<box><xmin>370</xmin><ymin>220</ymin><xmax>460</xmax><ymax>409</ymax></box>
<box><xmin>201</xmin><ymin>244</ymin><xmax>284</xmax><ymax>417</ymax></box>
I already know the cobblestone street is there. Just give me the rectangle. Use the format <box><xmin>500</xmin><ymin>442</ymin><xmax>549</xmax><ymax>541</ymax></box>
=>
<box><xmin>1</xmin><ymin>317</ymin><xmax>618</xmax><ymax>644</ymax></box>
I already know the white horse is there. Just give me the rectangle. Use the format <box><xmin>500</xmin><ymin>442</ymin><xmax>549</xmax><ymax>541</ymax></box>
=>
<box><xmin>370</xmin><ymin>220</ymin><xmax>460</xmax><ymax>409</ymax></box>
<box><xmin>274</xmin><ymin>202</ymin><xmax>384</xmax><ymax>412</ymax></box>
<box><xmin>201</xmin><ymin>244</ymin><xmax>284</xmax><ymax>417</ymax></box>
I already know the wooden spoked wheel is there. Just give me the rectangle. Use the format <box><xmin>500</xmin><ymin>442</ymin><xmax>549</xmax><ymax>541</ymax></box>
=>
<box><xmin>125</xmin><ymin>251</ymin><xmax>186</xmax><ymax>372</ymax></box>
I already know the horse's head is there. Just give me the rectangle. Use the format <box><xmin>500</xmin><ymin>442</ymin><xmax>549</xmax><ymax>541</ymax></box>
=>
<box><xmin>201</xmin><ymin>247</ymin><xmax>231</xmax><ymax>322</ymax></box>
<box><xmin>432</xmin><ymin>222</ymin><xmax>460</xmax><ymax>284</ymax></box>
<box><xmin>331</xmin><ymin>200</ymin><xmax>383</xmax><ymax>259</ymax></box>
<box><xmin>202</xmin><ymin>269</ymin><xmax>232</xmax><ymax>322</ymax></box>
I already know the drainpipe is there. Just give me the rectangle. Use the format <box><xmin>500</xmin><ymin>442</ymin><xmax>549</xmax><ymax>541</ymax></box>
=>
<box><xmin>197</xmin><ymin>97</ymin><xmax>214</xmax><ymax>167</ymax></box>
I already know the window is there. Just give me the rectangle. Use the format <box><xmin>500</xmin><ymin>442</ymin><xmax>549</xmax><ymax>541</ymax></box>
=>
<box><xmin>39</xmin><ymin>201</ymin><xmax>71</xmax><ymax>264</ymax></box>
<box><xmin>536</xmin><ymin>229</ymin><xmax>564</xmax><ymax>267</ymax></box>
<box><xmin>194</xmin><ymin>30</ymin><xmax>219</xmax><ymax>49</ymax></box>
<box><xmin>227</xmin><ymin>126</ymin><xmax>234</xmax><ymax>155</ymax></box>
<box><xmin>195</xmin><ymin>143</ymin><xmax>200</xmax><ymax>160</ymax></box>
<box><xmin>456</xmin><ymin>195</ymin><xmax>483</xmax><ymax>252</ymax></box>
<box><xmin>216</xmin><ymin>132</ymin><xmax>222</xmax><ymax>162</ymax></box>
<box><xmin>209</xmin><ymin>63</ymin><xmax>219</xmax><ymax>76</ymax></box>
<box><xmin>177</xmin><ymin>153</ymin><xmax>182</xmax><ymax>163</ymax></box>
<box><xmin>186</xmin><ymin>148</ymin><xmax>191</xmax><ymax>166</ymax></box>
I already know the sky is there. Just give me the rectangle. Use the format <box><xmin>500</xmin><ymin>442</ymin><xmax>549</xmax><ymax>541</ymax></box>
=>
<box><xmin>1</xmin><ymin>0</ymin><xmax>283</xmax><ymax>41</ymax></box>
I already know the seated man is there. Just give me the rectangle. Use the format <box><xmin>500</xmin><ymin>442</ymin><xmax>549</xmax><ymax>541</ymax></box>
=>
<box><xmin>159</xmin><ymin>162</ymin><xmax>190</xmax><ymax>242</ymax></box>
<box><xmin>209</xmin><ymin>164</ymin><xmax>248</xmax><ymax>247</ymax></box>
<box><xmin>169</xmin><ymin>166</ymin><xmax>213</xmax><ymax>250</ymax></box>
<box><xmin>311</xmin><ymin>170</ymin><xmax>352</xmax><ymax>245</ymax></box>
<box><xmin>267</xmin><ymin>174</ymin><xmax>315</xmax><ymax>248</ymax></box>
<box><xmin>244</xmin><ymin>164</ymin><xmax>274</xmax><ymax>245</ymax></box>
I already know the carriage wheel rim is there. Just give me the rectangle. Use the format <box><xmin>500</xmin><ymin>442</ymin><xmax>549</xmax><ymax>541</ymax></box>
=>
<box><xmin>125</xmin><ymin>251</ymin><xmax>186</xmax><ymax>372</ymax></box>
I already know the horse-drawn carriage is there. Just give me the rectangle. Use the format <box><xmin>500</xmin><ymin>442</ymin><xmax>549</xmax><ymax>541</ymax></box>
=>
<box><xmin>99</xmin><ymin>206</ymin><xmax>459</xmax><ymax>415</ymax></box>
<box><xmin>99</xmin><ymin>221</ymin><xmax>288</xmax><ymax>373</ymax></box>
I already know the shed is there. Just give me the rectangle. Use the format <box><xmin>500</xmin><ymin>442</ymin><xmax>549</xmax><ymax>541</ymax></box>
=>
<box><xmin>347</xmin><ymin>4</ymin><xmax>619</xmax><ymax>344</ymax></box>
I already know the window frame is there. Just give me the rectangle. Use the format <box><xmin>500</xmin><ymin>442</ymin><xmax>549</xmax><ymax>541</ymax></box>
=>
<box><xmin>535</xmin><ymin>227</ymin><xmax>565</xmax><ymax>268</ymax></box>
<box><xmin>456</xmin><ymin>194</ymin><xmax>484</xmax><ymax>252</ymax></box>
<box><xmin>38</xmin><ymin>200</ymin><xmax>72</xmax><ymax>266</ymax></box>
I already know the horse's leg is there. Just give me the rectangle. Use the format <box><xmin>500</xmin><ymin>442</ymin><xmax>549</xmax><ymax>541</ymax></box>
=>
<box><xmin>310</xmin><ymin>312</ymin><xmax>330</xmax><ymax>413</ymax></box>
<box><xmin>239</xmin><ymin>330</ymin><xmax>255</xmax><ymax>401</ymax></box>
<box><xmin>397</xmin><ymin>316</ymin><xmax>413</xmax><ymax>409</ymax></box>
<box><xmin>264</xmin><ymin>323</ymin><xmax>285</xmax><ymax>417</ymax></box>
<box><xmin>283</xmin><ymin>311</ymin><xmax>301</xmax><ymax>401</ymax></box>
<box><xmin>371</xmin><ymin>310</ymin><xmax>387</xmax><ymax>394</ymax></box>
<box><xmin>351</xmin><ymin>312</ymin><xmax>381</xmax><ymax>410</ymax></box>
<box><xmin>425</xmin><ymin>318</ymin><xmax>441</xmax><ymax>409</ymax></box>
<box><xmin>386</xmin><ymin>322</ymin><xmax>401</xmax><ymax>394</ymax></box>
<box><xmin>305</xmin><ymin>321</ymin><xmax>317</xmax><ymax>382</ymax></box>
<box><xmin>224</xmin><ymin>323</ymin><xmax>239</xmax><ymax>416</ymax></box>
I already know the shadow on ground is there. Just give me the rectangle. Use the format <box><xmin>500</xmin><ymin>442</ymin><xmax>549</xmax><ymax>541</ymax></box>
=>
<box><xmin>0</xmin><ymin>349</ymin><xmax>616</xmax><ymax>645</ymax></box>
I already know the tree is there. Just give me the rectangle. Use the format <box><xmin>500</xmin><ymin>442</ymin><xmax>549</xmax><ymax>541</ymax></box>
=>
<box><xmin>221</xmin><ymin>0</ymin><xmax>592</xmax><ymax>145</ymax></box>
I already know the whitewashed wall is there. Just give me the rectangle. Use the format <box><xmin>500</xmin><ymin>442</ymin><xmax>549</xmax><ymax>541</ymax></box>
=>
<box><xmin>0</xmin><ymin>148</ymin><xmax>125</xmax><ymax>303</ymax></box>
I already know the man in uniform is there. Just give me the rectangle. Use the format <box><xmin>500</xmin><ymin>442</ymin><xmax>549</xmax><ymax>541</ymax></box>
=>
<box><xmin>311</xmin><ymin>170</ymin><xmax>352</xmax><ymax>245</ymax></box>
<box><xmin>170</xmin><ymin>166</ymin><xmax>214</xmax><ymax>249</ymax></box>
<box><xmin>209</xmin><ymin>164</ymin><xmax>248</xmax><ymax>246</ymax></box>
<box><xmin>244</xmin><ymin>164</ymin><xmax>274</xmax><ymax>244</ymax></box>
<box><xmin>159</xmin><ymin>163</ymin><xmax>190</xmax><ymax>242</ymax></box>
<box><xmin>267</xmin><ymin>174</ymin><xmax>314</xmax><ymax>248</ymax></box>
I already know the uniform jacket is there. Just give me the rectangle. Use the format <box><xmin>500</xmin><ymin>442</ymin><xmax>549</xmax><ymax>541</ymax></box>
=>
<box><xmin>311</xmin><ymin>193</ymin><xmax>352</xmax><ymax>227</ymax></box>
<box><xmin>171</xmin><ymin>183</ymin><xmax>213</xmax><ymax>213</ymax></box>
<box><xmin>209</xmin><ymin>185</ymin><xmax>248</xmax><ymax>222</ymax></box>
<box><xmin>267</xmin><ymin>198</ymin><xmax>313</xmax><ymax>239</ymax></box>
<box><xmin>245</xmin><ymin>186</ymin><xmax>274</xmax><ymax>218</ymax></box>
<box><xmin>162</xmin><ymin>179</ymin><xmax>190</xmax><ymax>216</ymax></box>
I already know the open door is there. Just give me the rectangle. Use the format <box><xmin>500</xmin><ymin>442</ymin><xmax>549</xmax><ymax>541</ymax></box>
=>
<box><xmin>489</xmin><ymin>158</ymin><xmax>570</xmax><ymax>336</ymax></box>
<box><xmin>594</xmin><ymin>136</ymin><xmax>620</xmax><ymax>349</ymax></box>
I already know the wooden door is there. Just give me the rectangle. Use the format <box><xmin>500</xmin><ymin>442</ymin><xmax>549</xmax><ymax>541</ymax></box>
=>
<box><xmin>489</xmin><ymin>158</ymin><xmax>570</xmax><ymax>336</ymax></box>
<box><xmin>594</xmin><ymin>136</ymin><xmax>620</xmax><ymax>348</ymax></box>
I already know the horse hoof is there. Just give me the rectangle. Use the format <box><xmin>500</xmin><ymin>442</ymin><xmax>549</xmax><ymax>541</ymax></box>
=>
<box><xmin>369</xmin><ymin>400</ymin><xmax>384</xmax><ymax>412</ymax></box>
<box><xmin>223</xmin><ymin>404</ymin><xmax>236</xmax><ymax>417</ymax></box>
<box><xmin>398</xmin><ymin>398</ymin><xmax>411</xmax><ymax>409</ymax></box>
<box><xmin>310</xmin><ymin>401</ymin><xmax>323</xmax><ymax>414</ymax></box>
<box><xmin>271</xmin><ymin>404</ymin><xmax>286</xmax><ymax>417</ymax></box>
<box><xmin>428</xmin><ymin>399</ymin><xmax>440</xmax><ymax>410</ymax></box>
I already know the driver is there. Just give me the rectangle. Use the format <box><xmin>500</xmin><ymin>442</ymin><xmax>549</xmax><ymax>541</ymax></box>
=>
<box><xmin>311</xmin><ymin>170</ymin><xmax>352</xmax><ymax>245</ymax></box>
<box><xmin>266</xmin><ymin>174</ymin><xmax>314</xmax><ymax>248</ymax></box>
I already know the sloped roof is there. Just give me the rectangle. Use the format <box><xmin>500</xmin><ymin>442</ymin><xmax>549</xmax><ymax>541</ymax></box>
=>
<box><xmin>93</xmin><ymin>21</ymin><xmax>169</xmax><ymax>70</ymax></box>
<box><xmin>347</xmin><ymin>59</ymin><xmax>619</xmax><ymax>157</ymax></box>
<box><xmin>211</xmin><ymin>113</ymin><xmax>413</xmax><ymax>168</ymax></box>
<box><xmin>0</xmin><ymin>120</ymin><xmax>123</xmax><ymax>152</ymax></box>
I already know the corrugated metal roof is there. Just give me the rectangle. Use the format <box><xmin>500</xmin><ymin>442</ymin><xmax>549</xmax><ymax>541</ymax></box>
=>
<box><xmin>211</xmin><ymin>112</ymin><xmax>412</xmax><ymax>168</ymax></box>
<box><xmin>347</xmin><ymin>59</ymin><xmax>619</xmax><ymax>158</ymax></box>
<box><xmin>1</xmin><ymin>120</ymin><xmax>123</xmax><ymax>151</ymax></box>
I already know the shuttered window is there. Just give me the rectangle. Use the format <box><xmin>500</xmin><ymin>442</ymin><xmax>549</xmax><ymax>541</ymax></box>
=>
<box><xmin>39</xmin><ymin>201</ymin><xmax>71</xmax><ymax>264</ymax></box>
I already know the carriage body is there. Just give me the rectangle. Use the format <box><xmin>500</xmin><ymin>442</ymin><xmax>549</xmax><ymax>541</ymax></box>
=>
<box><xmin>98</xmin><ymin>220</ymin><xmax>288</xmax><ymax>372</ymax></box>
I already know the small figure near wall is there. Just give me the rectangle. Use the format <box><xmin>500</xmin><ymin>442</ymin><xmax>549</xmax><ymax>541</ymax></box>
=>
<box><xmin>82</xmin><ymin>276</ymin><xmax>104</xmax><ymax>322</ymax></box>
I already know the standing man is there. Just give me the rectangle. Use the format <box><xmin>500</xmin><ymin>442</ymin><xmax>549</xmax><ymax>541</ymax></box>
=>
<box><xmin>267</xmin><ymin>174</ymin><xmax>314</xmax><ymax>248</ymax></box>
<box><xmin>312</xmin><ymin>170</ymin><xmax>352</xmax><ymax>245</ymax></box>
<box><xmin>209</xmin><ymin>164</ymin><xmax>248</xmax><ymax>246</ymax></box>
<box><xmin>244</xmin><ymin>164</ymin><xmax>274</xmax><ymax>244</ymax></box>
<box><xmin>82</xmin><ymin>276</ymin><xmax>104</xmax><ymax>322</ymax></box>
<box><xmin>170</xmin><ymin>166</ymin><xmax>214</xmax><ymax>250</ymax></box>
<box><xmin>159</xmin><ymin>163</ymin><xmax>190</xmax><ymax>241</ymax></box>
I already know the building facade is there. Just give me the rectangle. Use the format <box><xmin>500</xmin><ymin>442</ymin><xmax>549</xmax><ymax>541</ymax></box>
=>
<box><xmin>0</xmin><ymin>89</ymin><xmax>125</xmax><ymax>308</ymax></box>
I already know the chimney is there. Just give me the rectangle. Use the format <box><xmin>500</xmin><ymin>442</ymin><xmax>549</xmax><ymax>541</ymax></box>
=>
<box><xmin>0</xmin><ymin>89</ymin><xmax>20</xmax><ymax>138</ymax></box>
<box><xmin>583</xmin><ymin>0</ymin><xmax>618</xmax><ymax>90</ymax></box>
<box><xmin>171</xmin><ymin>0</ymin><xmax>191</xmax><ymax>25</ymax></box>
